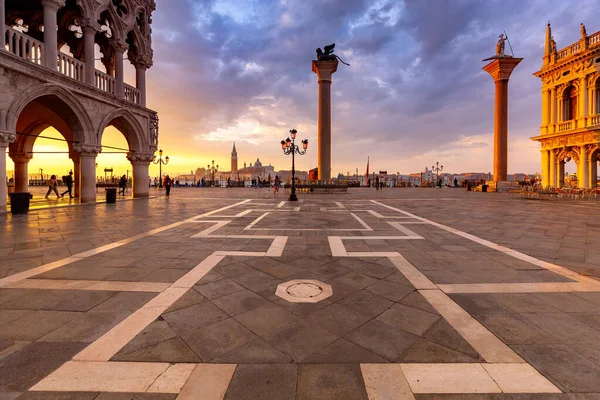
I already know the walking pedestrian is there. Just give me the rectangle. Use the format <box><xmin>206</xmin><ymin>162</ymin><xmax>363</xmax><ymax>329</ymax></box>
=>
<box><xmin>45</xmin><ymin>175</ymin><xmax>61</xmax><ymax>199</ymax></box>
<box><xmin>164</xmin><ymin>175</ymin><xmax>172</xmax><ymax>197</ymax></box>
<box><xmin>61</xmin><ymin>171</ymin><xmax>74</xmax><ymax>198</ymax></box>
<box><xmin>274</xmin><ymin>175</ymin><xmax>280</xmax><ymax>195</ymax></box>
<box><xmin>118</xmin><ymin>175</ymin><xmax>127</xmax><ymax>195</ymax></box>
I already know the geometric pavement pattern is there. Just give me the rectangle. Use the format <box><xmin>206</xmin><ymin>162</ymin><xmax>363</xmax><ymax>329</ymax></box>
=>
<box><xmin>1</xmin><ymin>193</ymin><xmax>600</xmax><ymax>398</ymax></box>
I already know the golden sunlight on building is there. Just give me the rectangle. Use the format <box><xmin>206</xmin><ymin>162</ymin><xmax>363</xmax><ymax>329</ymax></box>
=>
<box><xmin>532</xmin><ymin>23</ymin><xmax>600</xmax><ymax>188</ymax></box>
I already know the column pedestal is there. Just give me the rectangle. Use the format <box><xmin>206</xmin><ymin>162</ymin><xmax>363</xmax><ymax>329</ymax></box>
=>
<box><xmin>312</xmin><ymin>60</ymin><xmax>338</xmax><ymax>182</ymax></box>
<box><xmin>74</xmin><ymin>144</ymin><xmax>101</xmax><ymax>203</ymax></box>
<box><xmin>482</xmin><ymin>57</ymin><xmax>523</xmax><ymax>182</ymax></box>
<box><xmin>127</xmin><ymin>152</ymin><xmax>155</xmax><ymax>198</ymax></box>
<box><xmin>9</xmin><ymin>153</ymin><xmax>32</xmax><ymax>192</ymax></box>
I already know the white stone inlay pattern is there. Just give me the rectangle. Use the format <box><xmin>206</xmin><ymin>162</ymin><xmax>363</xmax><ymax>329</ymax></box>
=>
<box><xmin>275</xmin><ymin>279</ymin><xmax>333</xmax><ymax>303</ymax></box>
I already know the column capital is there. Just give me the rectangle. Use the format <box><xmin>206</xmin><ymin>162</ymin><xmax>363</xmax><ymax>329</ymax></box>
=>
<box><xmin>9</xmin><ymin>152</ymin><xmax>33</xmax><ymax>163</ymax></box>
<box><xmin>482</xmin><ymin>57</ymin><xmax>523</xmax><ymax>82</ymax></box>
<box><xmin>111</xmin><ymin>39</ymin><xmax>129</xmax><ymax>54</ymax></box>
<box><xmin>126</xmin><ymin>151</ymin><xmax>155</xmax><ymax>164</ymax></box>
<box><xmin>0</xmin><ymin>131</ymin><xmax>16</xmax><ymax>147</ymax></box>
<box><xmin>129</xmin><ymin>52</ymin><xmax>153</xmax><ymax>69</ymax></box>
<box><xmin>78</xmin><ymin>17</ymin><xmax>101</xmax><ymax>32</ymax></box>
<box><xmin>312</xmin><ymin>60</ymin><xmax>338</xmax><ymax>82</ymax></box>
<box><xmin>41</xmin><ymin>0</ymin><xmax>66</xmax><ymax>11</ymax></box>
<box><xmin>74</xmin><ymin>143</ymin><xmax>102</xmax><ymax>156</ymax></box>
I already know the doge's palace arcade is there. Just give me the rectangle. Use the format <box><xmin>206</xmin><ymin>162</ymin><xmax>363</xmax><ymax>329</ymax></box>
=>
<box><xmin>0</xmin><ymin>0</ymin><xmax>158</xmax><ymax>211</ymax></box>
<box><xmin>532</xmin><ymin>23</ymin><xmax>600</xmax><ymax>189</ymax></box>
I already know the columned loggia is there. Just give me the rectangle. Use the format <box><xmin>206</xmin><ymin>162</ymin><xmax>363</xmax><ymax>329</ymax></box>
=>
<box><xmin>41</xmin><ymin>0</ymin><xmax>65</xmax><ymax>70</ymax></box>
<box><xmin>0</xmin><ymin>132</ymin><xmax>17</xmax><ymax>211</ymax></box>
<box><xmin>74</xmin><ymin>144</ymin><xmax>101</xmax><ymax>203</ymax></box>
<box><xmin>127</xmin><ymin>152</ymin><xmax>155</xmax><ymax>198</ymax></box>
<box><xmin>9</xmin><ymin>152</ymin><xmax>33</xmax><ymax>192</ymax></box>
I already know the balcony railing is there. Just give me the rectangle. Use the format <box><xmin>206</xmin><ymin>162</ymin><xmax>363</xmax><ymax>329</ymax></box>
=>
<box><xmin>590</xmin><ymin>32</ymin><xmax>600</xmax><ymax>47</ymax></box>
<box><xmin>5</xmin><ymin>27</ymin><xmax>43</xmax><ymax>65</ymax></box>
<box><xmin>555</xmin><ymin>30</ymin><xmax>600</xmax><ymax>61</ymax></box>
<box><xmin>3</xmin><ymin>26</ymin><xmax>140</xmax><ymax>105</ymax></box>
<box><xmin>124</xmin><ymin>84</ymin><xmax>140</xmax><ymax>105</ymax></box>
<box><xmin>558</xmin><ymin>121</ymin><xmax>572</xmax><ymax>132</ymax></box>
<box><xmin>591</xmin><ymin>115</ymin><xmax>600</xmax><ymax>126</ymax></box>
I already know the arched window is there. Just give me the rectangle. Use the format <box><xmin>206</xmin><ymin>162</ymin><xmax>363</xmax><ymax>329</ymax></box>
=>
<box><xmin>563</xmin><ymin>85</ymin><xmax>577</xmax><ymax>121</ymax></box>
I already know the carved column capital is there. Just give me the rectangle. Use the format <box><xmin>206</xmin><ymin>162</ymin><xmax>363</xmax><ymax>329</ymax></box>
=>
<box><xmin>127</xmin><ymin>151</ymin><xmax>155</xmax><ymax>164</ymax></box>
<box><xmin>78</xmin><ymin>17</ymin><xmax>101</xmax><ymax>32</ymax></box>
<box><xmin>111</xmin><ymin>39</ymin><xmax>129</xmax><ymax>54</ymax></box>
<box><xmin>9</xmin><ymin>152</ymin><xmax>33</xmax><ymax>163</ymax></box>
<box><xmin>0</xmin><ymin>131</ymin><xmax>16</xmax><ymax>148</ymax></box>
<box><xmin>41</xmin><ymin>0</ymin><xmax>66</xmax><ymax>11</ymax></box>
<box><xmin>129</xmin><ymin>51</ymin><xmax>153</xmax><ymax>69</ymax></box>
<box><xmin>73</xmin><ymin>143</ymin><xmax>102</xmax><ymax>157</ymax></box>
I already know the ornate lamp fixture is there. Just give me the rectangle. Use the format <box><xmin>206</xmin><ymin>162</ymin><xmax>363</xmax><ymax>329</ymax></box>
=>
<box><xmin>281</xmin><ymin>128</ymin><xmax>308</xmax><ymax>201</ymax></box>
<box><xmin>153</xmin><ymin>149</ymin><xmax>169</xmax><ymax>187</ymax></box>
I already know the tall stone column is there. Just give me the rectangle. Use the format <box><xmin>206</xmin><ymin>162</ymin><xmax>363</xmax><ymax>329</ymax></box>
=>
<box><xmin>541</xmin><ymin>150</ymin><xmax>550</xmax><ymax>187</ymax></box>
<box><xmin>112</xmin><ymin>39</ymin><xmax>128</xmax><ymax>98</ymax></box>
<box><xmin>127</xmin><ymin>152</ymin><xmax>155</xmax><ymax>197</ymax></box>
<box><xmin>579</xmin><ymin>146</ymin><xmax>589</xmax><ymax>188</ymax></box>
<box><xmin>549</xmin><ymin>150</ymin><xmax>556</xmax><ymax>188</ymax></box>
<box><xmin>0</xmin><ymin>132</ymin><xmax>16</xmax><ymax>212</ymax></box>
<box><xmin>312</xmin><ymin>60</ymin><xmax>338</xmax><ymax>182</ymax></box>
<box><xmin>557</xmin><ymin>160</ymin><xmax>565</xmax><ymax>188</ymax></box>
<box><xmin>590</xmin><ymin>155</ymin><xmax>598</xmax><ymax>188</ymax></box>
<box><xmin>9</xmin><ymin>152</ymin><xmax>32</xmax><ymax>192</ymax></box>
<box><xmin>0</xmin><ymin>0</ymin><xmax>6</xmax><ymax>48</ymax></box>
<box><xmin>41</xmin><ymin>0</ymin><xmax>65</xmax><ymax>70</ymax></box>
<box><xmin>483</xmin><ymin>57</ymin><xmax>523</xmax><ymax>182</ymax></box>
<box><xmin>74</xmin><ymin>144</ymin><xmax>100</xmax><ymax>203</ymax></box>
<box><xmin>80</xmin><ymin>18</ymin><xmax>99</xmax><ymax>86</ymax></box>
<box><xmin>69</xmin><ymin>151</ymin><xmax>80</xmax><ymax>197</ymax></box>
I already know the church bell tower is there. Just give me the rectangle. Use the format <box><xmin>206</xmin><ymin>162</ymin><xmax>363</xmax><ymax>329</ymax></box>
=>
<box><xmin>231</xmin><ymin>142</ymin><xmax>238</xmax><ymax>173</ymax></box>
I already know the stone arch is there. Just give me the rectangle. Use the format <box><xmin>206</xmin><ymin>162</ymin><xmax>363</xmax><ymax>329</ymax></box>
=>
<box><xmin>556</xmin><ymin>146</ymin><xmax>579</xmax><ymax>163</ymax></box>
<box><xmin>97</xmin><ymin>108</ymin><xmax>146</xmax><ymax>152</ymax></box>
<box><xmin>6</xmin><ymin>83</ymin><xmax>94</xmax><ymax>144</ymax></box>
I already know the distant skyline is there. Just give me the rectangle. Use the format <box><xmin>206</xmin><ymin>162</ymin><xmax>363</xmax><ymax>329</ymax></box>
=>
<box><xmin>6</xmin><ymin>0</ymin><xmax>598</xmax><ymax>178</ymax></box>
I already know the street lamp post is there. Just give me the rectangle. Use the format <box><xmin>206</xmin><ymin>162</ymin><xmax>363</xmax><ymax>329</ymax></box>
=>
<box><xmin>208</xmin><ymin>160</ymin><xmax>219</xmax><ymax>187</ymax></box>
<box><xmin>281</xmin><ymin>128</ymin><xmax>308</xmax><ymax>201</ymax></box>
<box><xmin>152</xmin><ymin>149</ymin><xmax>169</xmax><ymax>188</ymax></box>
<box><xmin>432</xmin><ymin>162</ymin><xmax>443</xmax><ymax>187</ymax></box>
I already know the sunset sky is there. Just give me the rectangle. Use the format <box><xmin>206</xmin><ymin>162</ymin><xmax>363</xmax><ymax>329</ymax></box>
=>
<box><xmin>8</xmin><ymin>0</ymin><xmax>598</xmax><ymax>179</ymax></box>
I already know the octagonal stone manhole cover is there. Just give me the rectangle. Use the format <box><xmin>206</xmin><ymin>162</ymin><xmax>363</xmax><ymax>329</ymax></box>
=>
<box><xmin>275</xmin><ymin>279</ymin><xmax>333</xmax><ymax>303</ymax></box>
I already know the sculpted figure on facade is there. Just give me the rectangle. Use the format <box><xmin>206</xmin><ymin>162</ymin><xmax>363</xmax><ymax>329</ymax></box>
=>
<box><xmin>549</xmin><ymin>36</ymin><xmax>557</xmax><ymax>53</ymax></box>
<box><xmin>149</xmin><ymin>113</ymin><xmax>159</xmax><ymax>150</ymax></box>
<box><xmin>580</xmin><ymin>23</ymin><xmax>587</xmax><ymax>38</ymax></box>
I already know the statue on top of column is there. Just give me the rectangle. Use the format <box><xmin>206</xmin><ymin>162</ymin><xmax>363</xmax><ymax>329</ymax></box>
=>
<box><xmin>316</xmin><ymin>43</ymin><xmax>350</xmax><ymax>66</ymax></box>
<box><xmin>496</xmin><ymin>34</ymin><xmax>507</xmax><ymax>55</ymax></box>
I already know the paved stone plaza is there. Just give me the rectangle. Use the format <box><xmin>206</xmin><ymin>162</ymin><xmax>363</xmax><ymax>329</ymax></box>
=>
<box><xmin>1</xmin><ymin>188</ymin><xmax>600</xmax><ymax>399</ymax></box>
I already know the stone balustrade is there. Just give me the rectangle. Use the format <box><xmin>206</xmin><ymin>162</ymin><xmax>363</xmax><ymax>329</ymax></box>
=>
<box><xmin>58</xmin><ymin>52</ymin><xmax>84</xmax><ymax>82</ymax></box>
<box><xmin>94</xmin><ymin>70</ymin><xmax>116</xmax><ymax>95</ymax></box>
<box><xmin>591</xmin><ymin>115</ymin><xmax>600</xmax><ymax>126</ymax></box>
<box><xmin>558</xmin><ymin>121</ymin><xmax>572</xmax><ymax>132</ymax></box>
<box><xmin>589</xmin><ymin>32</ymin><xmax>600</xmax><ymax>47</ymax></box>
<box><xmin>124</xmin><ymin>84</ymin><xmax>140</xmax><ymax>105</ymax></box>
<box><xmin>554</xmin><ymin>29</ymin><xmax>600</xmax><ymax>62</ymax></box>
<box><xmin>5</xmin><ymin>27</ymin><xmax>43</xmax><ymax>65</ymax></box>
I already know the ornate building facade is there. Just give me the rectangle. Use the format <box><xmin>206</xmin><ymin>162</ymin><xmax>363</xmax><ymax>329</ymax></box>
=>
<box><xmin>532</xmin><ymin>23</ymin><xmax>600</xmax><ymax>188</ymax></box>
<box><xmin>0</xmin><ymin>0</ymin><xmax>158</xmax><ymax>210</ymax></box>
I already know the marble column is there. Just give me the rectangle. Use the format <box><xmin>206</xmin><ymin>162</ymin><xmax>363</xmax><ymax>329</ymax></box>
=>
<box><xmin>80</xmin><ymin>18</ymin><xmax>99</xmax><ymax>86</ymax></box>
<box><xmin>127</xmin><ymin>152</ymin><xmax>155</xmax><ymax>197</ymax></box>
<box><xmin>590</xmin><ymin>156</ymin><xmax>598</xmax><ymax>188</ymax></box>
<box><xmin>550</xmin><ymin>87</ymin><xmax>557</xmax><ymax>126</ymax></box>
<box><xmin>9</xmin><ymin>152</ymin><xmax>32</xmax><ymax>192</ymax></box>
<box><xmin>0</xmin><ymin>132</ymin><xmax>16</xmax><ymax>211</ymax></box>
<box><xmin>557</xmin><ymin>160</ymin><xmax>565</xmax><ymax>188</ymax></box>
<box><xmin>549</xmin><ymin>150</ymin><xmax>556</xmax><ymax>188</ymax></box>
<box><xmin>112</xmin><ymin>40</ymin><xmax>128</xmax><ymax>98</ymax></box>
<box><xmin>312</xmin><ymin>60</ymin><xmax>338</xmax><ymax>182</ymax></box>
<box><xmin>74</xmin><ymin>144</ymin><xmax>100</xmax><ymax>203</ymax></box>
<box><xmin>135</xmin><ymin>64</ymin><xmax>147</xmax><ymax>106</ymax></box>
<box><xmin>70</xmin><ymin>152</ymin><xmax>80</xmax><ymax>197</ymax></box>
<box><xmin>483</xmin><ymin>57</ymin><xmax>523</xmax><ymax>182</ymax></box>
<box><xmin>541</xmin><ymin>150</ymin><xmax>550</xmax><ymax>187</ymax></box>
<box><xmin>41</xmin><ymin>0</ymin><xmax>64</xmax><ymax>70</ymax></box>
<box><xmin>579</xmin><ymin>146</ymin><xmax>589</xmax><ymax>188</ymax></box>
<box><xmin>0</xmin><ymin>0</ymin><xmax>6</xmax><ymax>48</ymax></box>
